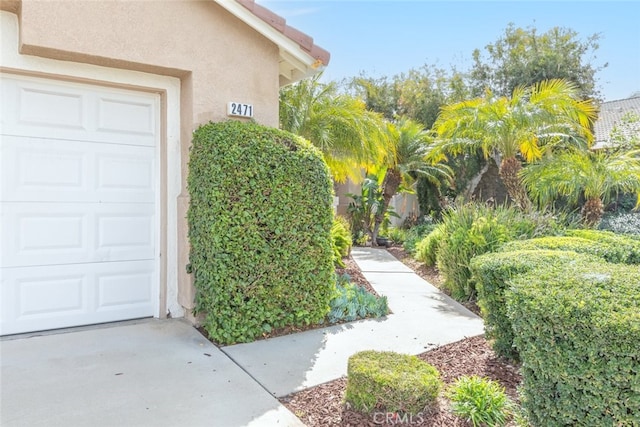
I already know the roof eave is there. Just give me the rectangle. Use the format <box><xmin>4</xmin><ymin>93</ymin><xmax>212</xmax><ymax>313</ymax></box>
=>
<box><xmin>214</xmin><ymin>0</ymin><xmax>329</xmax><ymax>86</ymax></box>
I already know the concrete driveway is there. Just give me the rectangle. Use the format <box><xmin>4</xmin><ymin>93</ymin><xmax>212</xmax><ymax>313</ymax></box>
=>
<box><xmin>0</xmin><ymin>319</ymin><xmax>303</xmax><ymax>427</ymax></box>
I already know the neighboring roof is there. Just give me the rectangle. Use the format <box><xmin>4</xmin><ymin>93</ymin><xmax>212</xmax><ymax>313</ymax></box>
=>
<box><xmin>592</xmin><ymin>95</ymin><xmax>640</xmax><ymax>149</ymax></box>
<box><xmin>215</xmin><ymin>0</ymin><xmax>330</xmax><ymax>87</ymax></box>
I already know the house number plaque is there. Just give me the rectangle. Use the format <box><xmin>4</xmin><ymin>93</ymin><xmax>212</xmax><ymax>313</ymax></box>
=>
<box><xmin>227</xmin><ymin>102</ymin><xmax>254</xmax><ymax>118</ymax></box>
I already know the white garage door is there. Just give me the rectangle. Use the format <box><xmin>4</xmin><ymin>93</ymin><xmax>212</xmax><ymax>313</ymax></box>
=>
<box><xmin>0</xmin><ymin>74</ymin><xmax>159</xmax><ymax>335</ymax></box>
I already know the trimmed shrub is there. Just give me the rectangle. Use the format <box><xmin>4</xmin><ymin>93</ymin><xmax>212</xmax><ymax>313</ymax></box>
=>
<box><xmin>432</xmin><ymin>203</ymin><xmax>562</xmax><ymax>301</ymax></box>
<box><xmin>500</xmin><ymin>233</ymin><xmax>640</xmax><ymax>265</ymax></box>
<box><xmin>403</xmin><ymin>222</ymin><xmax>436</xmax><ymax>255</ymax></box>
<box><xmin>470</xmin><ymin>250</ymin><xmax>598</xmax><ymax>360</ymax></box>
<box><xmin>414</xmin><ymin>224</ymin><xmax>445</xmax><ymax>266</ymax></box>
<box><xmin>447</xmin><ymin>376</ymin><xmax>512</xmax><ymax>427</ymax></box>
<box><xmin>328</xmin><ymin>274</ymin><xmax>388</xmax><ymax>323</ymax></box>
<box><xmin>345</xmin><ymin>351</ymin><xmax>441</xmax><ymax>414</ymax></box>
<box><xmin>331</xmin><ymin>216</ymin><xmax>352</xmax><ymax>267</ymax></box>
<box><xmin>507</xmin><ymin>261</ymin><xmax>640</xmax><ymax>426</ymax></box>
<box><xmin>565</xmin><ymin>229</ymin><xmax>640</xmax><ymax>263</ymax></box>
<box><xmin>188</xmin><ymin>121</ymin><xmax>334</xmax><ymax>344</ymax></box>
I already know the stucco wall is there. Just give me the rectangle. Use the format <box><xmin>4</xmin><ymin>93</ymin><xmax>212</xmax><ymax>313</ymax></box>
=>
<box><xmin>2</xmin><ymin>0</ymin><xmax>283</xmax><ymax>319</ymax></box>
<box><xmin>16</xmin><ymin>0</ymin><xmax>280</xmax><ymax>142</ymax></box>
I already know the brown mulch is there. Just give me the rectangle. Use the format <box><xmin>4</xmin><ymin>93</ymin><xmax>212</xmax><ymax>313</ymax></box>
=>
<box><xmin>280</xmin><ymin>335</ymin><xmax>522</xmax><ymax>426</ymax></box>
<box><xmin>386</xmin><ymin>246</ymin><xmax>481</xmax><ymax>316</ymax></box>
<box><xmin>337</xmin><ymin>255</ymin><xmax>380</xmax><ymax>296</ymax></box>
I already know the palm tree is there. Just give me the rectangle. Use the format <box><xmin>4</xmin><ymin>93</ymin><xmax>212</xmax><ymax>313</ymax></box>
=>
<box><xmin>521</xmin><ymin>149</ymin><xmax>640</xmax><ymax>226</ymax></box>
<box><xmin>432</xmin><ymin>79</ymin><xmax>597</xmax><ymax>209</ymax></box>
<box><xmin>279</xmin><ymin>73</ymin><xmax>388</xmax><ymax>183</ymax></box>
<box><xmin>370</xmin><ymin>118</ymin><xmax>452</xmax><ymax>244</ymax></box>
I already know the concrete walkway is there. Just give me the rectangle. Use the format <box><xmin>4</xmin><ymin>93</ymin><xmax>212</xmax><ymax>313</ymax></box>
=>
<box><xmin>223</xmin><ymin>247</ymin><xmax>484</xmax><ymax>397</ymax></box>
<box><xmin>0</xmin><ymin>248</ymin><xmax>484</xmax><ymax>426</ymax></box>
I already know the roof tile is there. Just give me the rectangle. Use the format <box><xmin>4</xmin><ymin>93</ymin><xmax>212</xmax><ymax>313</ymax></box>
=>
<box><xmin>237</xmin><ymin>0</ymin><xmax>286</xmax><ymax>32</ymax></box>
<box><xmin>593</xmin><ymin>95</ymin><xmax>640</xmax><ymax>147</ymax></box>
<box><xmin>283</xmin><ymin>26</ymin><xmax>313</xmax><ymax>51</ymax></box>
<box><xmin>236</xmin><ymin>0</ymin><xmax>330</xmax><ymax>66</ymax></box>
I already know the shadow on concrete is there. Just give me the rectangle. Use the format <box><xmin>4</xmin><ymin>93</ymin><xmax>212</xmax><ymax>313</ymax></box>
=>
<box><xmin>424</xmin><ymin>292</ymin><xmax>479</xmax><ymax>320</ymax></box>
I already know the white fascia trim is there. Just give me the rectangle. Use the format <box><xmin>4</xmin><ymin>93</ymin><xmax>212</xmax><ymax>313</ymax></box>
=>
<box><xmin>214</xmin><ymin>0</ymin><xmax>322</xmax><ymax>83</ymax></box>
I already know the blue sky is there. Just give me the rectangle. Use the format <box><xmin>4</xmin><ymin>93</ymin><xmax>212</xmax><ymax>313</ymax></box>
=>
<box><xmin>259</xmin><ymin>1</ymin><xmax>640</xmax><ymax>101</ymax></box>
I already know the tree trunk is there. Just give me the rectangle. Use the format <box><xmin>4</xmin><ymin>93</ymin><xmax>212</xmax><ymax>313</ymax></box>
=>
<box><xmin>463</xmin><ymin>160</ymin><xmax>490</xmax><ymax>201</ymax></box>
<box><xmin>499</xmin><ymin>156</ymin><xmax>531</xmax><ymax>210</ymax></box>
<box><xmin>581</xmin><ymin>197</ymin><xmax>604</xmax><ymax>227</ymax></box>
<box><xmin>372</xmin><ymin>168</ymin><xmax>402</xmax><ymax>246</ymax></box>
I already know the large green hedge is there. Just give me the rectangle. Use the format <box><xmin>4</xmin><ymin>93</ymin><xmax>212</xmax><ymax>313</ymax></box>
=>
<box><xmin>507</xmin><ymin>261</ymin><xmax>640</xmax><ymax>426</ymax></box>
<box><xmin>188</xmin><ymin>121</ymin><xmax>334</xmax><ymax>344</ymax></box>
<box><xmin>470</xmin><ymin>250</ymin><xmax>597</xmax><ymax>360</ymax></box>
<box><xmin>500</xmin><ymin>232</ymin><xmax>640</xmax><ymax>265</ymax></box>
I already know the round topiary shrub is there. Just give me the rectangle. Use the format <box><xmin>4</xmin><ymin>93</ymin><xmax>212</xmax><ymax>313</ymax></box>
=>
<box><xmin>188</xmin><ymin>120</ymin><xmax>334</xmax><ymax>344</ymax></box>
<box><xmin>345</xmin><ymin>350</ymin><xmax>442</xmax><ymax>414</ymax></box>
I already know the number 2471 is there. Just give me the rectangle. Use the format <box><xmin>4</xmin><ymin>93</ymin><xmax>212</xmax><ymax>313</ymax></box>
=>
<box><xmin>230</xmin><ymin>102</ymin><xmax>253</xmax><ymax>117</ymax></box>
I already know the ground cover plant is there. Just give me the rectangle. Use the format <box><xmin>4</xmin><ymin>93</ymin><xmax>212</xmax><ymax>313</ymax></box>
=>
<box><xmin>327</xmin><ymin>274</ymin><xmax>388</xmax><ymax>324</ymax></box>
<box><xmin>599</xmin><ymin>211</ymin><xmax>640</xmax><ymax>236</ymax></box>
<box><xmin>188</xmin><ymin>120</ymin><xmax>334</xmax><ymax>345</ymax></box>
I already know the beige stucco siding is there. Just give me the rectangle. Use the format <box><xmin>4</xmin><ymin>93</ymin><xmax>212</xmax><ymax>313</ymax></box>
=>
<box><xmin>17</xmin><ymin>0</ymin><xmax>280</xmax><ymax>131</ymax></box>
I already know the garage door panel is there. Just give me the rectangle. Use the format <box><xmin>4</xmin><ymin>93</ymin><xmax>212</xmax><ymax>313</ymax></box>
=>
<box><xmin>18</xmin><ymin>214</ymin><xmax>85</xmax><ymax>252</ymax></box>
<box><xmin>96</xmin><ymin>210</ymin><xmax>155</xmax><ymax>260</ymax></box>
<box><xmin>1</xmin><ymin>266</ymin><xmax>91</xmax><ymax>335</ymax></box>
<box><xmin>19</xmin><ymin>86</ymin><xmax>85</xmax><ymax>130</ymax></box>
<box><xmin>0</xmin><ymin>261</ymin><xmax>155</xmax><ymax>335</ymax></box>
<box><xmin>1</xmin><ymin>136</ymin><xmax>89</xmax><ymax>200</ymax></box>
<box><xmin>16</xmin><ymin>274</ymin><xmax>86</xmax><ymax>317</ymax></box>
<box><xmin>2</xmin><ymin>206</ymin><xmax>90</xmax><ymax>267</ymax></box>
<box><xmin>1</xmin><ymin>76</ymin><xmax>157</xmax><ymax>146</ymax></box>
<box><xmin>97</xmin><ymin>269</ymin><xmax>153</xmax><ymax>310</ymax></box>
<box><xmin>2</xmin><ymin>203</ymin><xmax>154</xmax><ymax>268</ymax></box>
<box><xmin>96</xmin><ymin>150</ymin><xmax>155</xmax><ymax>195</ymax></box>
<box><xmin>2</xmin><ymin>135</ymin><xmax>155</xmax><ymax>203</ymax></box>
<box><xmin>98</xmin><ymin>97</ymin><xmax>155</xmax><ymax>135</ymax></box>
